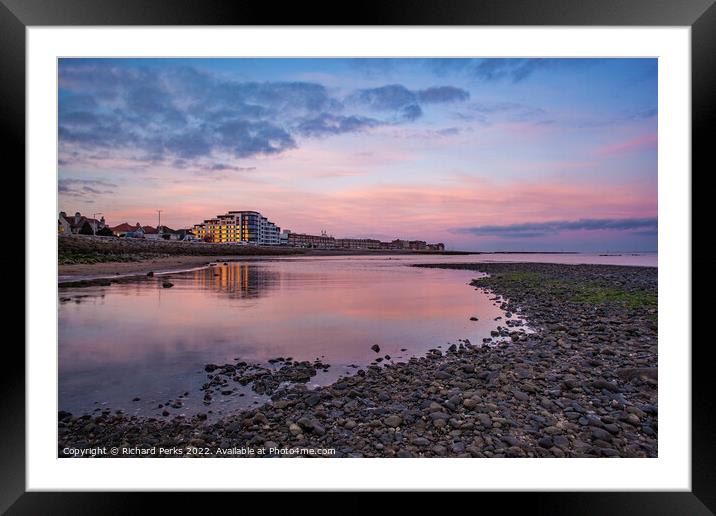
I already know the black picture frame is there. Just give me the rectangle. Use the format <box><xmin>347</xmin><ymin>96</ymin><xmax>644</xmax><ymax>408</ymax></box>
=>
<box><xmin>4</xmin><ymin>0</ymin><xmax>708</xmax><ymax>512</ymax></box>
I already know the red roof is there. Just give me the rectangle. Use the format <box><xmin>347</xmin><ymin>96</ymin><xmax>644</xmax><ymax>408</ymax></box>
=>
<box><xmin>110</xmin><ymin>222</ymin><xmax>136</xmax><ymax>233</ymax></box>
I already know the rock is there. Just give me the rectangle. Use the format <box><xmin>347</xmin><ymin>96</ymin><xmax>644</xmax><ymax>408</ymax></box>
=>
<box><xmin>384</xmin><ymin>415</ymin><xmax>402</xmax><ymax>428</ymax></box>
<box><xmin>469</xmin><ymin>316</ymin><xmax>478</xmax><ymax>321</ymax></box>
<box><xmin>289</xmin><ymin>423</ymin><xmax>303</xmax><ymax>435</ymax></box>
<box><xmin>162</xmin><ymin>282</ymin><xmax>174</xmax><ymax>288</ymax></box>
<box><xmin>477</xmin><ymin>414</ymin><xmax>492</xmax><ymax>428</ymax></box>
<box><xmin>146</xmin><ymin>271</ymin><xmax>154</xmax><ymax>277</ymax></box>
<box><xmin>601</xmin><ymin>448</ymin><xmax>620</xmax><ymax>457</ymax></box>
<box><xmin>432</xmin><ymin>445</ymin><xmax>448</xmax><ymax>455</ymax></box>
<box><xmin>553</xmin><ymin>435</ymin><xmax>569</xmax><ymax>448</ymax></box>
<box><xmin>371</xmin><ymin>344</ymin><xmax>381</xmax><ymax>353</ymax></box>
<box><xmin>616</xmin><ymin>367</ymin><xmax>657</xmax><ymax>382</ymax></box>
<box><xmin>621</xmin><ymin>413</ymin><xmax>641</xmax><ymax>426</ymax></box>
<box><xmin>591</xmin><ymin>427</ymin><xmax>612</xmax><ymax>441</ymax></box>
<box><xmin>451</xmin><ymin>442</ymin><xmax>466</xmax><ymax>454</ymax></box>
<box><xmin>512</xmin><ymin>390</ymin><xmax>529</xmax><ymax>401</ymax></box>
<box><xmin>538</xmin><ymin>436</ymin><xmax>553</xmax><ymax>448</ymax></box>
<box><xmin>507</xmin><ymin>446</ymin><xmax>527</xmax><ymax>457</ymax></box>
<box><xmin>462</xmin><ymin>398</ymin><xmax>478</xmax><ymax>410</ymax></box>
<box><xmin>550</xmin><ymin>446</ymin><xmax>565</xmax><ymax>458</ymax></box>
<box><xmin>591</xmin><ymin>379</ymin><xmax>620</xmax><ymax>392</ymax></box>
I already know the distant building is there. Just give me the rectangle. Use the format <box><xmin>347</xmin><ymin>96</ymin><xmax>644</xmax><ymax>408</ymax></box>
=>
<box><xmin>157</xmin><ymin>225</ymin><xmax>180</xmax><ymax>240</ymax></box>
<box><xmin>110</xmin><ymin>222</ymin><xmax>137</xmax><ymax>236</ymax></box>
<box><xmin>109</xmin><ymin>222</ymin><xmax>144</xmax><ymax>238</ymax></box>
<box><xmin>287</xmin><ymin>231</ymin><xmax>335</xmax><ymax>249</ymax></box>
<box><xmin>193</xmin><ymin>210</ymin><xmax>280</xmax><ymax>245</ymax></box>
<box><xmin>335</xmin><ymin>238</ymin><xmax>381</xmax><ymax>250</ymax></box>
<box><xmin>142</xmin><ymin>226</ymin><xmax>161</xmax><ymax>240</ymax></box>
<box><xmin>124</xmin><ymin>227</ymin><xmax>145</xmax><ymax>238</ymax></box>
<box><xmin>375</xmin><ymin>239</ymin><xmax>443</xmax><ymax>251</ymax></box>
<box><xmin>189</xmin><ymin>210</ymin><xmax>444</xmax><ymax>250</ymax></box>
<box><xmin>58</xmin><ymin>211</ymin><xmax>106</xmax><ymax>235</ymax></box>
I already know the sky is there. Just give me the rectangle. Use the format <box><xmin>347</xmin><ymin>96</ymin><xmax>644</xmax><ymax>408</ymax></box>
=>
<box><xmin>58</xmin><ymin>58</ymin><xmax>657</xmax><ymax>251</ymax></box>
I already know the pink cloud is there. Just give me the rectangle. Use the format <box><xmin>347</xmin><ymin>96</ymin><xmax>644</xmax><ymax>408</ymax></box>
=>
<box><xmin>597</xmin><ymin>134</ymin><xmax>657</xmax><ymax>156</ymax></box>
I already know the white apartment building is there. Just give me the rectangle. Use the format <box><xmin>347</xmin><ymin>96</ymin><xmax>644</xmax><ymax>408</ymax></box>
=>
<box><xmin>193</xmin><ymin>210</ymin><xmax>280</xmax><ymax>245</ymax></box>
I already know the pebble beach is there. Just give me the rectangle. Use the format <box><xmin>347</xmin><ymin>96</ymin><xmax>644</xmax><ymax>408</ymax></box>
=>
<box><xmin>58</xmin><ymin>262</ymin><xmax>657</xmax><ymax>458</ymax></box>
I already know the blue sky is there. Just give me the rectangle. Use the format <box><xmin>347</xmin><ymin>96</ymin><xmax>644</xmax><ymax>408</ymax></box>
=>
<box><xmin>58</xmin><ymin>58</ymin><xmax>657</xmax><ymax>251</ymax></box>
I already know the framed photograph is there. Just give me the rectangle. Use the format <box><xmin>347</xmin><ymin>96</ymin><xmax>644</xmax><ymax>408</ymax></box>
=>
<box><xmin>6</xmin><ymin>0</ymin><xmax>709</xmax><ymax>510</ymax></box>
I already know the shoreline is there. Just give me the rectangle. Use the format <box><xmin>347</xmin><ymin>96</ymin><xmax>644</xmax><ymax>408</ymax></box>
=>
<box><xmin>59</xmin><ymin>255</ymin><xmax>216</xmax><ymax>283</ymax></box>
<box><xmin>57</xmin><ymin>252</ymin><xmax>473</xmax><ymax>285</ymax></box>
<box><xmin>58</xmin><ymin>262</ymin><xmax>657</xmax><ymax>458</ymax></box>
<box><xmin>58</xmin><ymin>235</ymin><xmax>476</xmax><ymax>283</ymax></box>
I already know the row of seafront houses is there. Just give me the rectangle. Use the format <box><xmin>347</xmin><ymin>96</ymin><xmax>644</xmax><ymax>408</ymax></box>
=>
<box><xmin>58</xmin><ymin>211</ymin><xmax>196</xmax><ymax>241</ymax></box>
<box><xmin>59</xmin><ymin>210</ymin><xmax>445</xmax><ymax>251</ymax></box>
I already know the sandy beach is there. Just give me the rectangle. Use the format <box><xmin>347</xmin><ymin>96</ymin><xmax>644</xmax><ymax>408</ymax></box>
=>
<box><xmin>59</xmin><ymin>255</ymin><xmax>215</xmax><ymax>280</ymax></box>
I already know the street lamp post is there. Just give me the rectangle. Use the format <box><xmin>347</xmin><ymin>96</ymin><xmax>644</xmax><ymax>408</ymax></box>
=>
<box><xmin>93</xmin><ymin>212</ymin><xmax>103</xmax><ymax>236</ymax></box>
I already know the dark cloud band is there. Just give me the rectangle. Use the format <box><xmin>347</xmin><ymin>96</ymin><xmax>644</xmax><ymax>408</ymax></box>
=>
<box><xmin>453</xmin><ymin>217</ymin><xmax>658</xmax><ymax>238</ymax></box>
<box><xmin>59</xmin><ymin>61</ymin><xmax>470</xmax><ymax>170</ymax></box>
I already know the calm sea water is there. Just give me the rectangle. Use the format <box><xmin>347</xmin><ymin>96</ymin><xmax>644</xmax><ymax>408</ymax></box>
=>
<box><xmin>58</xmin><ymin>253</ymin><xmax>656</xmax><ymax>419</ymax></box>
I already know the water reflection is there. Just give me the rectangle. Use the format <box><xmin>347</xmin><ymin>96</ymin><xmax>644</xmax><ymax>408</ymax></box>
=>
<box><xmin>191</xmin><ymin>263</ymin><xmax>280</xmax><ymax>299</ymax></box>
<box><xmin>58</xmin><ymin>258</ymin><xmax>521</xmax><ymax>418</ymax></box>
